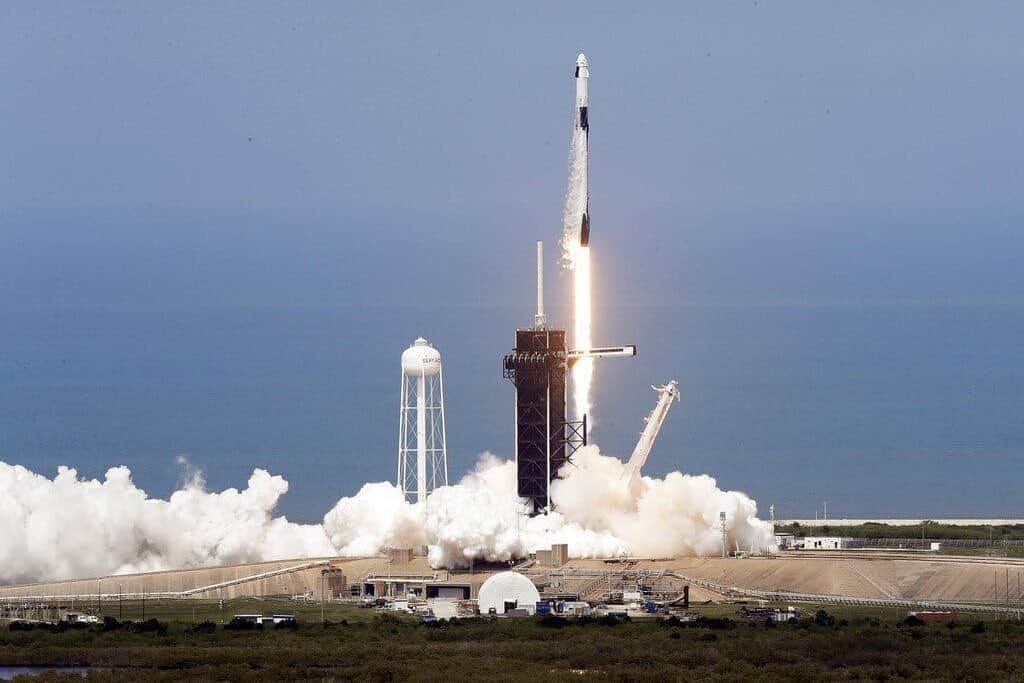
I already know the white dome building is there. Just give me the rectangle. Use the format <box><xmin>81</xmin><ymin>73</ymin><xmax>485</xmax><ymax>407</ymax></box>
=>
<box><xmin>477</xmin><ymin>572</ymin><xmax>541</xmax><ymax>615</ymax></box>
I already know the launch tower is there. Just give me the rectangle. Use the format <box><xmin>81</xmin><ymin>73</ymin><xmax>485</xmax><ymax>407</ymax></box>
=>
<box><xmin>504</xmin><ymin>242</ymin><xmax>634</xmax><ymax>513</ymax></box>
<box><xmin>504</xmin><ymin>243</ymin><xmax>585</xmax><ymax>513</ymax></box>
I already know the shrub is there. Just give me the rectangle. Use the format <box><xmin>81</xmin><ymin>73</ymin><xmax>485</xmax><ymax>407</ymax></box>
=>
<box><xmin>903</xmin><ymin>615</ymin><xmax>925</xmax><ymax>627</ymax></box>
<box><xmin>695</xmin><ymin>617</ymin><xmax>736</xmax><ymax>631</ymax></box>
<box><xmin>100</xmin><ymin>616</ymin><xmax>125</xmax><ymax>632</ymax></box>
<box><xmin>539</xmin><ymin>615</ymin><xmax>569</xmax><ymax>629</ymax></box>
<box><xmin>814</xmin><ymin>610</ymin><xmax>836</xmax><ymax>627</ymax></box>
<box><xmin>225</xmin><ymin>617</ymin><xmax>263</xmax><ymax>631</ymax></box>
<box><xmin>127</xmin><ymin>618</ymin><xmax>167</xmax><ymax>635</ymax></box>
<box><xmin>187</xmin><ymin>621</ymin><xmax>217</xmax><ymax>634</ymax></box>
<box><xmin>970</xmin><ymin>621</ymin><xmax>986</xmax><ymax>634</ymax></box>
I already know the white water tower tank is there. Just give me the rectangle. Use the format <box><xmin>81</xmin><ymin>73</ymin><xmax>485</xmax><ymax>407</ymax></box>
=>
<box><xmin>398</xmin><ymin>338</ymin><xmax>448</xmax><ymax>503</ymax></box>
<box><xmin>401</xmin><ymin>339</ymin><xmax>442</xmax><ymax>377</ymax></box>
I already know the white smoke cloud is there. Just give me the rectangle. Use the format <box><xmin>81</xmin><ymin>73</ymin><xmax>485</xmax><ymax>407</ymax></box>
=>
<box><xmin>0</xmin><ymin>447</ymin><xmax>773</xmax><ymax>584</ymax></box>
<box><xmin>0</xmin><ymin>461</ymin><xmax>333</xmax><ymax>585</ymax></box>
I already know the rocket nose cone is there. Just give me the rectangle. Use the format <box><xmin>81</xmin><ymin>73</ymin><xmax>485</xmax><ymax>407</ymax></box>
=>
<box><xmin>576</xmin><ymin>52</ymin><xmax>588</xmax><ymax>67</ymax></box>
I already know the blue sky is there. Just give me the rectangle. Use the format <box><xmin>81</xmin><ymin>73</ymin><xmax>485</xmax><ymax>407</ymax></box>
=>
<box><xmin>1</xmin><ymin>3</ymin><xmax>1021</xmax><ymax>520</ymax></box>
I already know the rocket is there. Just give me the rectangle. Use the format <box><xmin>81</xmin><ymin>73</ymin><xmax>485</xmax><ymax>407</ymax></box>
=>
<box><xmin>575</xmin><ymin>52</ymin><xmax>591</xmax><ymax>247</ymax></box>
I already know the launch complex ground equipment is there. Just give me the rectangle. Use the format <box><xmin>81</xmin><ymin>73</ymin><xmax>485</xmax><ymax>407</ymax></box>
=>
<box><xmin>504</xmin><ymin>241</ymin><xmax>635</xmax><ymax>514</ymax></box>
<box><xmin>622</xmin><ymin>381</ymin><xmax>680</xmax><ymax>492</ymax></box>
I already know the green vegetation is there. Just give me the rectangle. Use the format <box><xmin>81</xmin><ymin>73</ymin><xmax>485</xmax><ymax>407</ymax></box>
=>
<box><xmin>2</xmin><ymin>600</ymin><xmax>1023</xmax><ymax>680</ymax></box>
<box><xmin>777</xmin><ymin>521</ymin><xmax>1024</xmax><ymax>542</ymax></box>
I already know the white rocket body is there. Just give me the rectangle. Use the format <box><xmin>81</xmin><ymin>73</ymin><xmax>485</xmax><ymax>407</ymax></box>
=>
<box><xmin>574</xmin><ymin>53</ymin><xmax>591</xmax><ymax>246</ymax></box>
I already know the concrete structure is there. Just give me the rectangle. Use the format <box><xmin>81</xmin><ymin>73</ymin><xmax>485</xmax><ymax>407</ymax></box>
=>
<box><xmin>386</xmin><ymin>547</ymin><xmax>414</xmax><ymax>564</ymax></box>
<box><xmin>534</xmin><ymin>544</ymin><xmax>569</xmax><ymax>568</ymax></box>
<box><xmin>4</xmin><ymin>553</ymin><xmax>1024</xmax><ymax>614</ymax></box>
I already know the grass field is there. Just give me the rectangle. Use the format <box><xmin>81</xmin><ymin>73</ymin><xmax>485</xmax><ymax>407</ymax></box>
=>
<box><xmin>2</xmin><ymin>599</ymin><xmax>1023</xmax><ymax>681</ymax></box>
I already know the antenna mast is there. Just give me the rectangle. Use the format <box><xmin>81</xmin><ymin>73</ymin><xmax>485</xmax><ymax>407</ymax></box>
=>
<box><xmin>534</xmin><ymin>240</ymin><xmax>546</xmax><ymax>329</ymax></box>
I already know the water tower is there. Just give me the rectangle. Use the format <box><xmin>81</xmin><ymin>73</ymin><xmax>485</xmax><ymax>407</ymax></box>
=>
<box><xmin>398</xmin><ymin>337</ymin><xmax>448</xmax><ymax>502</ymax></box>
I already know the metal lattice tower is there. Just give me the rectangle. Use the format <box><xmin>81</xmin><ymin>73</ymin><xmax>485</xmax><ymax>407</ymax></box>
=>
<box><xmin>398</xmin><ymin>337</ymin><xmax>448</xmax><ymax>503</ymax></box>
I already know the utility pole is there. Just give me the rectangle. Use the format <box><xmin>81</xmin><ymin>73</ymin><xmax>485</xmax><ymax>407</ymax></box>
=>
<box><xmin>720</xmin><ymin>512</ymin><xmax>728</xmax><ymax>558</ymax></box>
<box><xmin>321</xmin><ymin>570</ymin><xmax>326</xmax><ymax>624</ymax></box>
<box><xmin>118</xmin><ymin>584</ymin><xmax>123</xmax><ymax>621</ymax></box>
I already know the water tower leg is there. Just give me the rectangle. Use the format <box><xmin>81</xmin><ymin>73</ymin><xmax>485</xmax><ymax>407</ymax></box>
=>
<box><xmin>417</xmin><ymin>373</ymin><xmax>427</xmax><ymax>503</ymax></box>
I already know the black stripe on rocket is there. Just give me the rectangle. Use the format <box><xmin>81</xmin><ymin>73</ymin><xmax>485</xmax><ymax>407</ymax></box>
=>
<box><xmin>578</xmin><ymin>105</ymin><xmax>590</xmax><ymax>246</ymax></box>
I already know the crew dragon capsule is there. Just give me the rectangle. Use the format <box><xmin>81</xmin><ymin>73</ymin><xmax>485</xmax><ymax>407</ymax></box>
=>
<box><xmin>575</xmin><ymin>52</ymin><xmax>591</xmax><ymax>247</ymax></box>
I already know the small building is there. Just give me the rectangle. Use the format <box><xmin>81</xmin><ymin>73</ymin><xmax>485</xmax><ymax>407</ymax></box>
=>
<box><xmin>534</xmin><ymin>544</ymin><xmax>569</xmax><ymax>568</ymax></box>
<box><xmin>774</xmin><ymin>534</ymin><xmax>796</xmax><ymax>550</ymax></box>
<box><xmin>800</xmin><ymin>536</ymin><xmax>853</xmax><ymax>550</ymax></box>
<box><xmin>425</xmin><ymin>583</ymin><xmax>471</xmax><ymax>600</ymax></box>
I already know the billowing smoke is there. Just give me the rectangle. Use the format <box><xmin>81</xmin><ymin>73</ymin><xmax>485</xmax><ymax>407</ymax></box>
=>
<box><xmin>0</xmin><ymin>461</ymin><xmax>334</xmax><ymax>585</ymax></box>
<box><xmin>0</xmin><ymin>449</ymin><xmax>773</xmax><ymax>584</ymax></box>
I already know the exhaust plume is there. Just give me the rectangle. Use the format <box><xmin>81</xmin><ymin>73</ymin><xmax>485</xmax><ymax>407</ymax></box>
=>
<box><xmin>0</xmin><ymin>448</ymin><xmax>773</xmax><ymax>584</ymax></box>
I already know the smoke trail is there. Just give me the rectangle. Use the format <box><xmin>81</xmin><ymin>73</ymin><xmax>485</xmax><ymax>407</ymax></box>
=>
<box><xmin>0</xmin><ymin>450</ymin><xmax>773</xmax><ymax>584</ymax></box>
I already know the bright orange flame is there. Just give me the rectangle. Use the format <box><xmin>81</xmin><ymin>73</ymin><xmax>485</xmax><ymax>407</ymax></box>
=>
<box><xmin>571</xmin><ymin>243</ymin><xmax>592</xmax><ymax>419</ymax></box>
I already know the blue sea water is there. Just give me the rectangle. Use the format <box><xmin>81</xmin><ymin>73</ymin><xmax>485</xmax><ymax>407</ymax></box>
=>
<box><xmin>2</xmin><ymin>300</ymin><xmax>1021</xmax><ymax>522</ymax></box>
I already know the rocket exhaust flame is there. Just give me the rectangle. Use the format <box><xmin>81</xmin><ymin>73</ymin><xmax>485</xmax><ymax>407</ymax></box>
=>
<box><xmin>570</xmin><ymin>243</ymin><xmax>593</xmax><ymax>418</ymax></box>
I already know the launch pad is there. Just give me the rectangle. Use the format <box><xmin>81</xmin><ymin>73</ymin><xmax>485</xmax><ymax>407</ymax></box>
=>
<box><xmin>504</xmin><ymin>241</ymin><xmax>635</xmax><ymax>514</ymax></box>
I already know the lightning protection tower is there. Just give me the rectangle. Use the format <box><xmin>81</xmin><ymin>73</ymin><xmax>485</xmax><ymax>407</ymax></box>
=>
<box><xmin>398</xmin><ymin>337</ymin><xmax>448</xmax><ymax>502</ymax></box>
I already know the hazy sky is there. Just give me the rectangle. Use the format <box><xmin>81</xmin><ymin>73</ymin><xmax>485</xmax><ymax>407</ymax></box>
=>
<box><xmin>2</xmin><ymin>3</ymin><xmax>1021</xmax><ymax>520</ymax></box>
